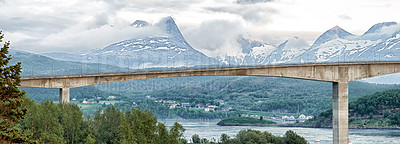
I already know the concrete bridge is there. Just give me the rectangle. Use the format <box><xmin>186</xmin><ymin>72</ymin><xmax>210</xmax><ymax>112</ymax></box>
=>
<box><xmin>20</xmin><ymin>62</ymin><xmax>400</xmax><ymax>144</ymax></box>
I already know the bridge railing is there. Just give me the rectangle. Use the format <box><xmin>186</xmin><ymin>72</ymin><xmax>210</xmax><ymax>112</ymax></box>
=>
<box><xmin>20</xmin><ymin>59</ymin><xmax>400</xmax><ymax>78</ymax></box>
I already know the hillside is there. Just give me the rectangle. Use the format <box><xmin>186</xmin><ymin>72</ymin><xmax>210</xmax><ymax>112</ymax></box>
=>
<box><xmin>10</xmin><ymin>50</ymin><xmax>128</xmax><ymax>77</ymax></box>
<box><xmin>296</xmin><ymin>89</ymin><xmax>400</xmax><ymax>129</ymax></box>
<box><xmin>139</xmin><ymin>77</ymin><xmax>400</xmax><ymax>116</ymax></box>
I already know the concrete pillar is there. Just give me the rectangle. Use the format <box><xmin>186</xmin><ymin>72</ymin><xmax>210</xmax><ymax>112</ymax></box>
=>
<box><xmin>332</xmin><ymin>82</ymin><xmax>349</xmax><ymax>144</ymax></box>
<box><xmin>59</xmin><ymin>88</ymin><xmax>70</xmax><ymax>104</ymax></box>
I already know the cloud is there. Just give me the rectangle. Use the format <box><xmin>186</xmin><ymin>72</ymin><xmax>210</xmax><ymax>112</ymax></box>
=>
<box><xmin>1</xmin><ymin>0</ymin><xmax>279</xmax><ymax>55</ymax></box>
<box><xmin>236</xmin><ymin>0</ymin><xmax>274</xmax><ymax>4</ymax></box>
<box><xmin>377</xmin><ymin>23</ymin><xmax>400</xmax><ymax>35</ymax></box>
<box><xmin>122</xmin><ymin>0</ymin><xmax>203</xmax><ymax>13</ymax></box>
<box><xmin>0</xmin><ymin>16</ymin><xmax>74</xmax><ymax>35</ymax></box>
<box><xmin>338</xmin><ymin>14</ymin><xmax>352</xmax><ymax>20</ymax></box>
<box><xmin>207</xmin><ymin>4</ymin><xmax>277</xmax><ymax>24</ymax></box>
<box><xmin>184</xmin><ymin>19</ymin><xmax>245</xmax><ymax>57</ymax></box>
<box><xmin>362</xmin><ymin>22</ymin><xmax>400</xmax><ymax>40</ymax></box>
<box><xmin>283</xmin><ymin>37</ymin><xmax>310</xmax><ymax>50</ymax></box>
<box><xmin>33</xmin><ymin>24</ymin><xmax>168</xmax><ymax>52</ymax></box>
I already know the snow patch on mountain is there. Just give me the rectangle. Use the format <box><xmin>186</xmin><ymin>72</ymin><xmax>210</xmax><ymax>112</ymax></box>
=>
<box><xmin>310</xmin><ymin>26</ymin><xmax>354</xmax><ymax>48</ymax></box>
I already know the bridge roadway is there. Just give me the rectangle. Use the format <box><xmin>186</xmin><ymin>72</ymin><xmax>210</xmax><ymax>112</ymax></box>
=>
<box><xmin>20</xmin><ymin>62</ymin><xmax>400</xmax><ymax>144</ymax></box>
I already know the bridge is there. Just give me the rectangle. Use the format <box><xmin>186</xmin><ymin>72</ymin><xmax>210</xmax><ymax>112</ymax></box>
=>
<box><xmin>20</xmin><ymin>62</ymin><xmax>400</xmax><ymax>144</ymax></box>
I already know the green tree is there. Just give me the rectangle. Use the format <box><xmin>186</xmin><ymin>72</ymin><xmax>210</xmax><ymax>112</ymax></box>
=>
<box><xmin>220</xmin><ymin>133</ymin><xmax>230</xmax><ymax>144</ymax></box>
<box><xmin>389</xmin><ymin>112</ymin><xmax>400</xmax><ymax>125</ymax></box>
<box><xmin>92</xmin><ymin>106</ymin><xmax>121</xmax><ymax>143</ymax></box>
<box><xmin>169</xmin><ymin>122</ymin><xmax>186</xmax><ymax>144</ymax></box>
<box><xmin>155</xmin><ymin>123</ymin><xmax>169</xmax><ymax>144</ymax></box>
<box><xmin>192</xmin><ymin>134</ymin><xmax>200</xmax><ymax>143</ymax></box>
<box><xmin>58</xmin><ymin>103</ymin><xmax>89</xmax><ymax>144</ymax></box>
<box><xmin>0</xmin><ymin>31</ymin><xmax>30</xmax><ymax>143</ymax></box>
<box><xmin>83</xmin><ymin>134</ymin><xmax>95</xmax><ymax>144</ymax></box>
<box><xmin>283</xmin><ymin>130</ymin><xmax>308</xmax><ymax>144</ymax></box>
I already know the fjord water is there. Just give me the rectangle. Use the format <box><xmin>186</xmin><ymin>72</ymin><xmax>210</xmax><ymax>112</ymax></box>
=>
<box><xmin>163</xmin><ymin>119</ymin><xmax>400</xmax><ymax>144</ymax></box>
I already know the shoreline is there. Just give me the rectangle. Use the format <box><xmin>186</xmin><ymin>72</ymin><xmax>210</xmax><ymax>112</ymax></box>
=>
<box><xmin>161</xmin><ymin>118</ymin><xmax>400</xmax><ymax>130</ymax></box>
<box><xmin>278</xmin><ymin>124</ymin><xmax>400</xmax><ymax>130</ymax></box>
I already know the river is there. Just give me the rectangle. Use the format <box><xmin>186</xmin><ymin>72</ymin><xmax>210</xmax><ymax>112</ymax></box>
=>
<box><xmin>162</xmin><ymin>119</ymin><xmax>400</xmax><ymax>144</ymax></box>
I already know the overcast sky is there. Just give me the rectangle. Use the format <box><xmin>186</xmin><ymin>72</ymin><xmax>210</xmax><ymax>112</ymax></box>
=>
<box><xmin>1</xmin><ymin>0</ymin><xmax>400</xmax><ymax>57</ymax></box>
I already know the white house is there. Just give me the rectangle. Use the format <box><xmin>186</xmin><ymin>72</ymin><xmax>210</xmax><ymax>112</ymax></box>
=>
<box><xmin>107</xmin><ymin>96</ymin><xmax>117</xmax><ymax>99</ymax></box>
<box><xmin>298</xmin><ymin>114</ymin><xmax>306</xmax><ymax>120</ymax></box>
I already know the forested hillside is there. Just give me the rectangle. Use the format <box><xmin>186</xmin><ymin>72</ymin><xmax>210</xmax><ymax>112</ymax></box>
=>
<box><xmin>139</xmin><ymin>77</ymin><xmax>400</xmax><ymax>115</ymax></box>
<box><xmin>299</xmin><ymin>89</ymin><xmax>400</xmax><ymax>129</ymax></box>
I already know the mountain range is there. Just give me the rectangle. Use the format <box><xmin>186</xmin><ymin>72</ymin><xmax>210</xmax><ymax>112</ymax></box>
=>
<box><xmin>42</xmin><ymin>17</ymin><xmax>217</xmax><ymax>69</ymax></box>
<box><xmin>12</xmin><ymin>17</ymin><xmax>400</xmax><ymax>83</ymax></box>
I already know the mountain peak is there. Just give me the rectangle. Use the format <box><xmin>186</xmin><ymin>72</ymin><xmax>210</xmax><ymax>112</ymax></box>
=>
<box><xmin>131</xmin><ymin>20</ymin><xmax>149</xmax><ymax>28</ymax></box>
<box><xmin>329</xmin><ymin>25</ymin><xmax>342</xmax><ymax>30</ymax></box>
<box><xmin>310</xmin><ymin>25</ymin><xmax>354</xmax><ymax>48</ymax></box>
<box><xmin>158</xmin><ymin>16</ymin><xmax>185</xmax><ymax>39</ymax></box>
<box><xmin>363</xmin><ymin>22</ymin><xmax>397</xmax><ymax>35</ymax></box>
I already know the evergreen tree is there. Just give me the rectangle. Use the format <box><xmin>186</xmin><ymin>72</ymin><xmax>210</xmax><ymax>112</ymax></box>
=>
<box><xmin>191</xmin><ymin>134</ymin><xmax>200</xmax><ymax>143</ymax></box>
<box><xmin>220</xmin><ymin>133</ymin><xmax>230</xmax><ymax>144</ymax></box>
<box><xmin>169</xmin><ymin>122</ymin><xmax>186</xmax><ymax>144</ymax></box>
<box><xmin>0</xmin><ymin>31</ymin><xmax>30</xmax><ymax>143</ymax></box>
<box><xmin>283</xmin><ymin>130</ymin><xmax>308</xmax><ymax>144</ymax></box>
<box><xmin>58</xmin><ymin>103</ymin><xmax>88</xmax><ymax>144</ymax></box>
<box><xmin>155</xmin><ymin>123</ymin><xmax>169</xmax><ymax>144</ymax></box>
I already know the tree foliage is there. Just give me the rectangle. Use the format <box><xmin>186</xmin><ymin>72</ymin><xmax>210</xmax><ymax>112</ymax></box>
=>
<box><xmin>17</xmin><ymin>97</ymin><xmax>186</xmax><ymax>143</ymax></box>
<box><xmin>0</xmin><ymin>31</ymin><xmax>30</xmax><ymax>143</ymax></box>
<box><xmin>304</xmin><ymin>89</ymin><xmax>400</xmax><ymax>128</ymax></box>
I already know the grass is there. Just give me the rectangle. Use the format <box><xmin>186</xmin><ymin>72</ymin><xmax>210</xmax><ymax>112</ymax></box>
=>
<box><xmin>76</xmin><ymin>100</ymin><xmax>124</xmax><ymax>115</ymax></box>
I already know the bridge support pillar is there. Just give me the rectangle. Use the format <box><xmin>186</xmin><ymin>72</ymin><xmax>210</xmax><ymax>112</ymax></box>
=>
<box><xmin>59</xmin><ymin>88</ymin><xmax>70</xmax><ymax>104</ymax></box>
<box><xmin>332</xmin><ymin>82</ymin><xmax>349</xmax><ymax>144</ymax></box>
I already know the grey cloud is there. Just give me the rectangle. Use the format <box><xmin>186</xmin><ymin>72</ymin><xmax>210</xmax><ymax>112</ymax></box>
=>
<box><xmin>207</xmin><ymin>5</ymin><xmax>277</xmax><ymax>24</ymax></box>
<box><xmin>23</xmin><ymin>24</ymin><xmax>168</xmax><ymax>53</ymax></box>
<box><xmin>97</xmin><ymin>0</ymin><xmax>125</xmax><ymax>10</ymax></box>
<box><xmin>338</xmin><ymin>15</ymin><xmax>352</xmax><ymax>20</ymax></box>
<box><xmin>124</xmin><ymin>0</ymin><xmax>202</xmax><ymax>13</ymax></box>
<box><xmin>184</xmin><ymin>20</ymin><xmax>244</xmax><ymax>57</ymax></box>
<box><xmin>236</xmin><ymin>0</ymin><xmax>274</xmax><ymax>4</ymax></box>
<box><xmin>0</xmin><ymin>16</ymin><xmax>74</xmax><ymax>35</ymax></box>
<box><xmin>284</xmin><ymin>37</ymin><xmax>309</xmax><ymax>49</ymax></box>
<box><xmin>89</xmin><ymin>13</ymin><xmax>110</xmax><ymax>28</ymax></box>
<box><xmin>362</xmin><ymin>23</ymin><xmax>400</xmax><ymax>40</ymax></box>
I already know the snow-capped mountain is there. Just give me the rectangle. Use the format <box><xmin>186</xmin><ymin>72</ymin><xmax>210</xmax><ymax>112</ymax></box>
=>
<box><xmin>310</xmin><ymin>26</ymin><xmax>355</xmax><ymax>48</ymax></box>
<box><xmin>44</xmin><ymin>17</ymin><xmax>217</xmax><ymax>68</ymax></box>
<box><xmin>220</xmin><ymin>22</ymin><xmax>400</xmax><ymax>66</ymax></box>
<box><xmin>294</xmin><ymin>23</ymin><xmax>400</xmax><ymax>63</ymax></box>
<box><xmin>219</xmin><ymin>36</ymin><xmax>275</xmax><ymax>65</ymax></box>
<box><xmin>43</xmin><ymin>19</ymin><xmax>400</xmax><ymax>69</ymax></box>
<box><xmin>220</xmin><ymin>35</ymin><xmax>310</xmax><ymax>65</ymax></box>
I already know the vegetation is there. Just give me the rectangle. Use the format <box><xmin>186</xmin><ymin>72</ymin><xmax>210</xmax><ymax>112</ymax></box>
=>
<box><xmin>190</xmin><ymin>129</ymin><xmax>308</xmax><ymax>144</ymax></box>
<box><xmin>0</xmin><ymin>31</ymin><xmax>30</xmax><ymax>143</ymax></box>
<box><xmin>217</xmin><ymin>117</ymin><xmax>276</xmax><ymax>126</ymax></box>
<box><xmin>300</xmin><ymin>89</ymin><xmax>400</xmax><ymax>129</ymax></box>
<box><xmin>18</xmin><ymin>98</ymin><xmax>186</xmax><ymax>144</ymax></box>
